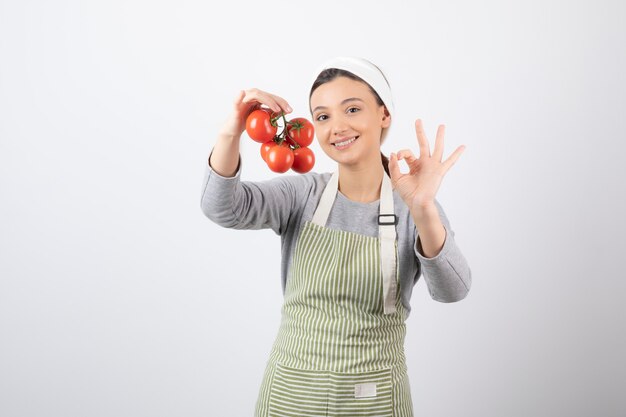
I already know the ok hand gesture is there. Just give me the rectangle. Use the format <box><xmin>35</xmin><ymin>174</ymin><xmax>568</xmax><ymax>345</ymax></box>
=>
<box><xmin>388</xmin><ymin>119</ymin><xmax>465</xmax><ymax>211</ymax></box>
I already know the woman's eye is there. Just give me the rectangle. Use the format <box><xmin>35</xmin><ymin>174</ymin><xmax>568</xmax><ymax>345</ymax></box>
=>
<box><xmin>316</xmin><ymin>108</ymin><xmax>358</xmax><ymax>121</ymax></box>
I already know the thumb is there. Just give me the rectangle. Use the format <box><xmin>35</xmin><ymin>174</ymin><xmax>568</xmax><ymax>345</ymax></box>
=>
<box><xmin>388</xmin><ymin>152</ymin><xmax>401</xmax><ymax>183</ymax></box>
<box><xmin>233</xmin><ymin>89</ymin><xmax>245</xmax><ymax>107</ymax></box>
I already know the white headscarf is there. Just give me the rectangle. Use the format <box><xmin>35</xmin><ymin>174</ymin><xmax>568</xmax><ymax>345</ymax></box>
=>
<box><xmin>310</xmin><ymin>56</ymin><xmax>394</xmax><ymax>145</ymax></box>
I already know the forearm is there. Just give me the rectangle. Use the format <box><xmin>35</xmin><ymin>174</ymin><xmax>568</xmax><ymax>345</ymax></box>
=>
<box><xmin>410</xmin><ymin>200</ymin><xmax>472</xmax><ymax>302</ymax></box>
<box><xmin>411</xmin><ymin>203</ymin><xmax>446</xmax><ymax>258</ymax></box>
<box><xmin>208</xmin><ymin>132</ymin><xmax>242</xmax><ymax>178</ymax></box>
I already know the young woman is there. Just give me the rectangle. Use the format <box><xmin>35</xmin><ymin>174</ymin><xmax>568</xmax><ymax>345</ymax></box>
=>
<box><xmin>201</xmin><ymin>56</ymin><xmax>472</xmax><ymax>417</ymax></box>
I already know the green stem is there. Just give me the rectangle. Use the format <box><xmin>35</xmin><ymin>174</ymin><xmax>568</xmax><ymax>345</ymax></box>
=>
<box><xmin>274</xmin><ymin>112</ymin><xmax>300</xmax><ymax>148</ymax></box>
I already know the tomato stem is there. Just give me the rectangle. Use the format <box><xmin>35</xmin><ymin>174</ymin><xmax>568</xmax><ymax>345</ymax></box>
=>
<box><xmin>270</xmin><ymin>112</ymin><xmax>284</xmax><ymax>123</ymax></box>
<box><xmin>270</xmin><ymin>111</ymin><xmax>284</xmax><ymax>128</ymax></box>
<box><xmin>274</xmin><ymin>112</ymin><xmax>299</xmax><ymax>149</ymax></box>
<box><xmin>283</xmin><ymin>135</ymin><xmax>300</xmax><ymax>149</ymax></box>
<box><xmin>276</xmin><ymin>112</ymin><xmax>289</xmax><ymax>145</ymax></box>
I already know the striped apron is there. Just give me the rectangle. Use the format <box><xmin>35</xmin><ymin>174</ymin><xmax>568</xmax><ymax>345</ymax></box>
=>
<box><xmin>254</xmin><ymin>170</ymin><xmax>414</xmax><ymax>417</ymax></box>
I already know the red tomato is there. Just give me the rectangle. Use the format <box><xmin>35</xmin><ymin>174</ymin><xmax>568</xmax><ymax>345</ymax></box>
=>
<box><xmin>286</xmin><ymin>117</ymin><xmax>314</xmax><ymax>147</ymax></box>
<box><xmin>266</xmin><ymin>142</ymin><xmax>294</xmax><ymax>173</ymax></box>
<box><xmin>260</xmin><ymin>140</ymin><xmax>275</xmax><ymax>162</ymax></box>
<box><xmin>246</xmin><ymin>109</ymin><xmax>277</xmax><ymax>143</ymax></box>
<box><xmin>291</xmin><ymin>146</ymin><xmax>315</xmax><ymax>174</ymax></box>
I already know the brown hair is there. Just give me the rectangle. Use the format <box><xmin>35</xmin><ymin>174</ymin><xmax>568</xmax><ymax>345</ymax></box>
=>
<box><xmin>309</xmin><ymin>68</ymin><xmax>390</xmax><ymax>177</ymax></box>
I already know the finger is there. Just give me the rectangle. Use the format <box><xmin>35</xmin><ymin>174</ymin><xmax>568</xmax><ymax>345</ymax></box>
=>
<box><xmin>442</xmin><ymin>145</ymin><xmax>466</xmax><ymax>174</ymax></box>
<box><xmin>233</xmin><ymin>90</ymin><xmax>246</xmax><ymax>106</ymax></box>
<box><xmin>243</xmin><ymin>88</ymin><xmax>282</xmax><ymax>113</ymax></box>
<box><xmin>396</xmin><ymin>148</ymin><xmax>418</xmax><ymax>162</ymax></box>
<box><xmin>415</xmin><ymin>119</ymin><xmax>431</xmax><ymax>158</ymax></box>
<box><xmin>432</xmin><ymin>124</ymin><xmax>445</xmax><ymax>162</ymax></box>
<box><xmin>387</xmin><ymin>152</ymin><xmax>403</xmax><ymax>184</ymax></box>
<box><xmin>271</xmin><ymin>95</ymin><xmax>293</xmax><ymax>114</ymax></box>
<box><xmin>236</xmin><ymin>90</ymin><xmax>260</xmax><ymax>115</ymax></box>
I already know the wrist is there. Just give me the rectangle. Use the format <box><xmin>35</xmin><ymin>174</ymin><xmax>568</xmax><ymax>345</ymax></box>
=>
<box><xmin>217</xmin><ymin>131</ymin><xmax>242</xmax><ymax>142</ymax></box>
<box><xmin>410</xmin><ymin>202</ymin><xmax>439</xmax><ymax>230</ymax></box>
<box><xmin>411</xmin><ymin>201</ymin><xmax>438</xmax><ymax>219</ymax></box>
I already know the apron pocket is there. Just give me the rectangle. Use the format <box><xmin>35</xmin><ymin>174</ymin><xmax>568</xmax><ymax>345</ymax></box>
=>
<box><xmin>268</xmin><ymin>362</ymin><xmax>330</xmax><ymax>417</ymax></box>
<box><xmin>268</xmin><ymin>363</ymin><xmax>394</xmax><ymax>417</ymax></box>
<box><xmin>327</xmin><ymin>366</ymin><xmax>394</xmax><ymax>417</ymax></box>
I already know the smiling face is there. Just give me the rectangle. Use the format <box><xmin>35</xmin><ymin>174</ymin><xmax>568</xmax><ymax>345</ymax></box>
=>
<box><xmin>309</xmin><ymin>76</ymin><xmax>391</xmax><ymax>170</ymax></box>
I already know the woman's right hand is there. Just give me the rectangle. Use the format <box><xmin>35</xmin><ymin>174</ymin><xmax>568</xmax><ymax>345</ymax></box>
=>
<box><xmin>219</xmin><ymin>88</ymin><xmax>293</xmax><ymax>138</ymax></box>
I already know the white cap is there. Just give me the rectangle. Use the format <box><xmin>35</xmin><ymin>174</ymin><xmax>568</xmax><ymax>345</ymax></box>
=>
<box><xmin>310</xmin><ymin>56</ymin><xmax>394</xmax><ymax>144</ymax></box>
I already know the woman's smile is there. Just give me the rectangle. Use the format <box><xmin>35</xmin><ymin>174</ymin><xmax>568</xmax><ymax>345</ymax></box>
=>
<box><xmin>332</xmin><ymin>136</ymin><xmax>359</xmax><ymax>150</ymax></box>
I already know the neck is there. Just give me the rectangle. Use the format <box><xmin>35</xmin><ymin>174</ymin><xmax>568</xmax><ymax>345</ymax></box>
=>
<box><xmin>337</xmin><ymin>162</ymin><xmax>385</xmax><ymax>203</ymax></box>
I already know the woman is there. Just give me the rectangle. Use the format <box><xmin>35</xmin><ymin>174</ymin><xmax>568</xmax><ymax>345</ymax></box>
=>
<box><xmin>201</xmin><ymin>56</ymin><xmax>472</xmax><ymax>417</ymax></box>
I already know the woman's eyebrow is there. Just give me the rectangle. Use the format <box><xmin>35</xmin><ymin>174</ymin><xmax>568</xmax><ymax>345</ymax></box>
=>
<box><xmin>312</xmin><ymin>97</ymin><xmax>364</xmax><ymax>113</ymax></box>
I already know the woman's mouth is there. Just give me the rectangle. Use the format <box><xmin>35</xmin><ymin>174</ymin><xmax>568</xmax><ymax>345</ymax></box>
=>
<box><xmin>332</xmin><ymin>136</ymin><xmax>359</xmax><ymax>150</ymax></box>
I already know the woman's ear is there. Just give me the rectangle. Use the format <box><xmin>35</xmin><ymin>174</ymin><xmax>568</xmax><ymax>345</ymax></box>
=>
<box><xmin>381</xmin><ymin>107</ymin><xmax>391</xmax><ymax>128</ymax></box>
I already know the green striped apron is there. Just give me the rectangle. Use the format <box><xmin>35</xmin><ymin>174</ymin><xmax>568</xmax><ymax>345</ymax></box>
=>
<box><xmin>255</xmin><ymin>170</ymin><xmax>414</xmax><ymax>417</ymax></box>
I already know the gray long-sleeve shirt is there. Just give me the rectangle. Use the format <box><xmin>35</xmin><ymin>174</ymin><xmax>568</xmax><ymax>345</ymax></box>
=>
<box><xmin>200</xmin><ymin>149</ymin><xmax>472</xmax><ymax>314</ymax></box>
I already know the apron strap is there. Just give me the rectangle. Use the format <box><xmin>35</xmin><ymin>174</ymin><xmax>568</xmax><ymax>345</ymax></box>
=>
<box><xmin>379</xmin><ymin>171</ymin><xmax>397</xmax><ymax>315</ymax></box>
<box><xmin>311</xmin><ymin>171</ymin><xmax>339</xmax><ymax>227</ymax></box>
<box><xmin>311</xmin><ymin>170</ymin><xmax>398</xmax><ymax>315</ymax></box>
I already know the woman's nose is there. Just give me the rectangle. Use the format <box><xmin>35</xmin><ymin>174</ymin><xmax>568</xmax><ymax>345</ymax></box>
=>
<box><xmin>332</xmin><ymin>122</ymin><xmax>349</xmax><ymax>135</ymax></box>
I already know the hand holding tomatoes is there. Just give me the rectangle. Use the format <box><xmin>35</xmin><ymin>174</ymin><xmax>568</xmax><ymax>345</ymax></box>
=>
<box><xmin>246</xmin><ymin>107</ymin><xmax>316</xmax><ymax>174</ymax></box>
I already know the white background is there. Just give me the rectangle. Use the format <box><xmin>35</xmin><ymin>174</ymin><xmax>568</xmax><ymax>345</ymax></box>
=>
<box><xmin>1</xmin><ymin>0</ymin><xmax>625</xmax><ymax>416</ymax></box>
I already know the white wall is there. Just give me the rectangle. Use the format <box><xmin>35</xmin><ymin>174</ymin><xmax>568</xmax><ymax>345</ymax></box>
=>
<box><xmin>1</xmin><ymin>0</ymin><xmax>625</xmax><ymax>416</ymax></box>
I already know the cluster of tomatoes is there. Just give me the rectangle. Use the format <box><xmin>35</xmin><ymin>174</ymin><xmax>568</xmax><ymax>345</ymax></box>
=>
<box><xmin>245</xmin><ymin>108</ymin><xmax>315</xmax><ymax>173</ymax></box>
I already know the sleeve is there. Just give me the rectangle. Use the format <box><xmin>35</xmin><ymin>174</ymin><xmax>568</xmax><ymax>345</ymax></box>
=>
<box><xmin>413</xmin><ymin>199</ymin><xmax>472</xmax><ymax>303</ymax></box>
<box><xmin>199</xmin><ymin>147</ymin><xmax>305</xmax><ymax>236</ymax></box>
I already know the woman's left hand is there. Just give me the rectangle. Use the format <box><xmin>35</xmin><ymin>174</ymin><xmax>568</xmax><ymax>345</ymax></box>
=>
<box><xmin>389</xmin><ymin>119</ymin><xmax>465</xmax><ymax>211</ymax></box>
